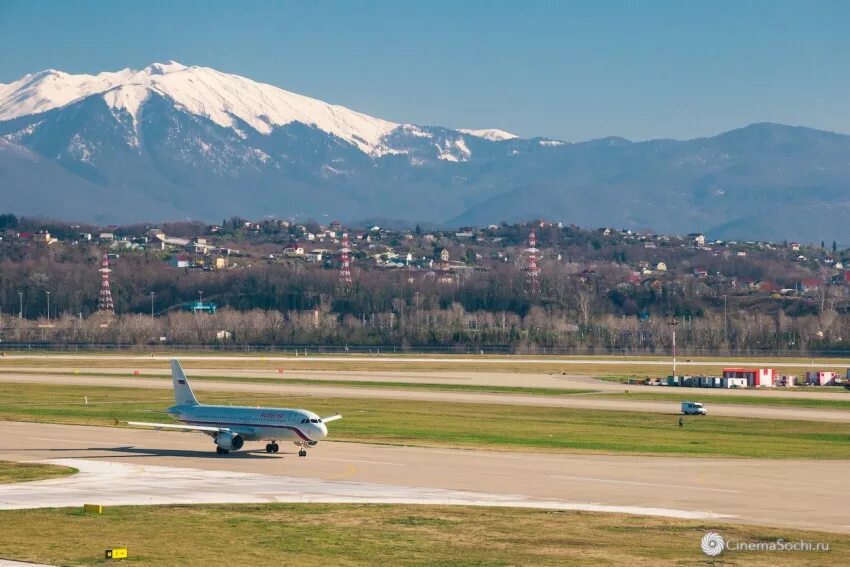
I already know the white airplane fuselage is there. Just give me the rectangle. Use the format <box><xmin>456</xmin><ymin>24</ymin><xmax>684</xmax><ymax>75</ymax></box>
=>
<box><xmin>167</xmin><ymin>404</ymin><xmax>328</xmax><ymax>445</ymax></box>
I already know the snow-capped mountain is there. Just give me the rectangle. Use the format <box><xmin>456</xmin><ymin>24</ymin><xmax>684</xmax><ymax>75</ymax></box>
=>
<box><xmin>0</xmin><ymin>61</ymin><xmax>515</xmax><ymax>157</ymax></box>
<box><xmin>2</xmin><ymin>62</ymin><xmax>850</xmax><ymax>242</ymax></box>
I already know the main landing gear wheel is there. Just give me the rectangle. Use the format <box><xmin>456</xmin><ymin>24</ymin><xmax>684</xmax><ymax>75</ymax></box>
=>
<box><xmin>266</xmin><ymin>443</ymin><xmax>280</xmax><ymax>453</ymax></box>
<box><xmin>298</xmin><ymin>449</ymin><xmax>307</xmax><ymax>457</ymax></box>
<box><xmin>216</xmin><ymin>446</ymin><xmax>229</xmax><ymax>455</ymax></box>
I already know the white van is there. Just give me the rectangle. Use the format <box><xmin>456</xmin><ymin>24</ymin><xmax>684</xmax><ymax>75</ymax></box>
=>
<box><xmin>681</xmin><ymin>401</ymin><xmax>707</xmax><ymax>415</ymax></box>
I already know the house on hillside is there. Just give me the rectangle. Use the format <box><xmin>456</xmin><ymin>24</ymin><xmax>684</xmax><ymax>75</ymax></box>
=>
<box><xmin>169</xmin><ymin>254</ymin><xmax>191</xmax><ymax>268</ymax></box>
<box><xmin>689</xmin><ymin>233</ymin><xmax>706</xmax><ymax>246</ymax></box>
<box><xmin>34</xmin><ymin>231</ymin><xmax>58</xmax><ymax>245</ymax></box>
<box><xmin>305</xmin><ymin>249</ymin><xmax>327</xmax><ymax>263</ymax></box>
<box><xmin>283</xmin><ymin>244</ymin><xmax>304</xmax><ymax>256</ymax></box>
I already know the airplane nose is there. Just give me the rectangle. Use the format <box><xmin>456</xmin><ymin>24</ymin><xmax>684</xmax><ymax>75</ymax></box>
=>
<box><xmin>318</xmin><ymin>423</ymin><xmax>328</xmax><ymax>439</ymax></box>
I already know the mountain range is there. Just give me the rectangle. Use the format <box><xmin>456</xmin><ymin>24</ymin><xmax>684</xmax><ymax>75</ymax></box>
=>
<box><xmin>1</xmin><ymin>61</ymin><xmax>849</xmax><ymax>242</ymax></box>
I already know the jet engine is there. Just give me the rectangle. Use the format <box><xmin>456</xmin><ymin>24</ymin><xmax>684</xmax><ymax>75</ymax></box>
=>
<box><xmin>215</xmin><ymin>432</ymin><xmax>244</xmax><ymax>451</ymax></box>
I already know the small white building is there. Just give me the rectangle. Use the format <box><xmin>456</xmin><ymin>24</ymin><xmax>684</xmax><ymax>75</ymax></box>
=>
<box><xmin>721</xmin><ymin>377</ymin><xmax>748</xmax><ymax>389</ymax></box>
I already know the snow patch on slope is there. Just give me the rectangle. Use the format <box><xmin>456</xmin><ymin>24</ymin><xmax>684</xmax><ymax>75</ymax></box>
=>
<box><xmin>436</xmin><ymin>138</ymin><xmax>472</xmax><ymax>162</ymax></box>
<box><xmin>102</xmin><ymin>84</ymin><xmax>150</xmax><ymax>127</ymax></box>
<box><xmin>400</xmin><ymin>124</ymin><xmax>432</xmax><ymax>138</ymax></box>
<box><xmin>458</xmin><ymin>128</ymin><xmax>518</xmax><ymax>141</ymax></box>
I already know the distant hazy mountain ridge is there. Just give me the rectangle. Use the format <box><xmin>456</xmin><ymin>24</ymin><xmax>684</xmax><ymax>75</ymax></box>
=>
<box><xmin>1</xmin><ymin>62</ymin><xmax>849</xmax><ymax>242</ymax></box>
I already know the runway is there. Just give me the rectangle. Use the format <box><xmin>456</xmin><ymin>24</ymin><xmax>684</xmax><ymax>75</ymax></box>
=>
<box><xmin>2</xmin><ymin>421</ymin><xmax>849</xmax><ymax>533</ymax></box>
<box><xmin>1</xmin><ymin>372</ymin><xmax>849</xmax><ymax>422</ymax></box>
<box><xmin>3</xmin><ymin>353</ymin><xmax>850</xmax><ymax>369</ymax></box>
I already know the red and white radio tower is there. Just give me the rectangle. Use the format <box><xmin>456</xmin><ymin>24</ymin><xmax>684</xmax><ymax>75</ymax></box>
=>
<box><xmin>339</xmin><ymin>232</ymin><xmax>353</xmax><ymax>291</ymax></box>
<box><xmin>526</xmin><ymin>230</ymin><xmax>541</xmax><ymax>295</ymax></box>
<box><xmin>97</xmin><ymin>253</ymin><xmax>115</xmax><ymax>316</ymax></box>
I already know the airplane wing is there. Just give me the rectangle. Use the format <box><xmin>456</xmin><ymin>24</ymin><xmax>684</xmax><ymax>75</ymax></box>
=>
<box><xmin>322</xmin><ymin>414</ymin><xmax>343</xmax><ymax>423</ymax></box>
<box><xmin>124</xmin><ymin>421</ymin><xmax>229</xmax><ymax>433</ymax></box>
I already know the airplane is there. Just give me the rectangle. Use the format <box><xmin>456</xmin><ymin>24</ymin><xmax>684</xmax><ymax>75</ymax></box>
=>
<box><xmin>124</xmin><ymin>360</ymin><xmax>341</xmax><ymax>456</ymax></box>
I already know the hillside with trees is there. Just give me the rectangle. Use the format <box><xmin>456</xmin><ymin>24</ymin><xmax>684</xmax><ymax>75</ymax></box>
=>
<box><xmin>1</xmin><ymin>215</ymin><xmax>848</xmax><ymax>354</ymax></box>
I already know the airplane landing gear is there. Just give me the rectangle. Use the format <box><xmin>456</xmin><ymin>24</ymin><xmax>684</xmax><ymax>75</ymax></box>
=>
<box><xmin>265</xmin><ymin>443</ymin><xmax>279</xmax><ymax>453</ymax></box>
<box><xmin>298</xmin><ymin>449</ymin><xmax>307</xmax><ymax>457</ymax></box>
<box><xmin>216</xmin><ymin>446</ymin><xmax>229</xmax><ymax>455</ymax></box>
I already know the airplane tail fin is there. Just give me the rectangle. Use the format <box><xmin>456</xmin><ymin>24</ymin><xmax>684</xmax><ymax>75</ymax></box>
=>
<box><xmin>171</xmin><ymin>360</ymin><xmax>199</xmax><ymax>406</ymax></box>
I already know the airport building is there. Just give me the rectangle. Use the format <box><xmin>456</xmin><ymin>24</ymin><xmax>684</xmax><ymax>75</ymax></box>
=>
<box><xmin>722</xmin><ymin>367</ymin><xmax>777</xmax><ymax>387</ymax></box>
<box><xmin>806</xmin><ymin>371</ymin><xmax>838</xmax><ymax>386</ymax></box>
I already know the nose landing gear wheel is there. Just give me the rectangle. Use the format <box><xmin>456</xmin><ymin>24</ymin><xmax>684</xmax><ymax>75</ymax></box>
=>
<box><xmin>298</xmin><ymin>449</ymin><xmax>307</xmax><ymax>457</ymax></box>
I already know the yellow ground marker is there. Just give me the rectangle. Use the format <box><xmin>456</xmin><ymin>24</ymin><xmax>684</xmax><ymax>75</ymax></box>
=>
<box><xmin>105</xmin><ymin>548</ymin><xmax>127</xmax><ymax>560</ymax></box>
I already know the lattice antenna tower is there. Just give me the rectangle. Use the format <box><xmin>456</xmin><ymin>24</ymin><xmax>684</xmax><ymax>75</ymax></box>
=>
<box><xmin>339</xmin><ymin>231</ymin><xmax>353</xmax><ymax>291</ymax></box>
<box><xmin>526</xmin><ymin>230</ymin><xmax>541</xmax><ymax>295</ymax></box>
<box><xmin>97</xmin><ymin>252</ymin><xmax>115</xmax><ymax>316</ymax></box>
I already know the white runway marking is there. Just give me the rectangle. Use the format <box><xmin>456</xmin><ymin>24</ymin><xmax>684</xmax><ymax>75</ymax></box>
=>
<box><xmin>0</xmin><ymin>459</ymin><xmax>732</xmax><ymax>521</ymax></box>
<box><xmin>550</xmin><ymin>475</ymin><xmax>740</xmax><ymax>494</ymax></box>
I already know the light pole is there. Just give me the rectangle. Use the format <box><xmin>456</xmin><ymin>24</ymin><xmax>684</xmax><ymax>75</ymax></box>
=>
<box><xmin>150</xmin><ymin>291</ymin><xmax>155</xmax><ymax>319</ymax></box>
<box><xmin>18</xmin><ymin>292</ymin><xmax>22</xmax><ymax>319</ymax></box>
<box><xmin>668</xmin><ymin>318</ymin><xmax>679</xmax><ymax>377</ymax></box>
<box><xmin>46</xmin><ymin>291</ymin><xmax>51</xmax><ymax>322</ymax></box>
<box><xmin>723</xmin><ymin>294</ymin><xmax>728</xmax><ymax>346</ymax></box>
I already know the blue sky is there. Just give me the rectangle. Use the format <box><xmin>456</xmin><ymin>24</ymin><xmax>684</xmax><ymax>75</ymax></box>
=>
<box><xmin>1</xmin><ymin>0</ymin><xmax>847</xmax><ymax>141</ymax></box>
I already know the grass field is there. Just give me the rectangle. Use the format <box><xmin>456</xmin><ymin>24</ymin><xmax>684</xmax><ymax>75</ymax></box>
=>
<box><xmin>0</xmin><ymin>460</ymin><xmax>77</xmax><ymax>484</ymax></box>
<box><xmin>2</xmin><ymin>382</ymin><xmax>850</xmax><ymax>458</ymax></box>
<box><xmin>5</xmin><ymin>367</ymin><xmax>850</xmax><ymax>411</ymax></box>
<box><xmin>0</xmin><ymin>503</ymin><xmax>844</xmax><ymax>566</ymax></box>
<box><xmin>0</xmin><ymin>369</ymin><xmax>595</xmax><ymax>396</ymax></box>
